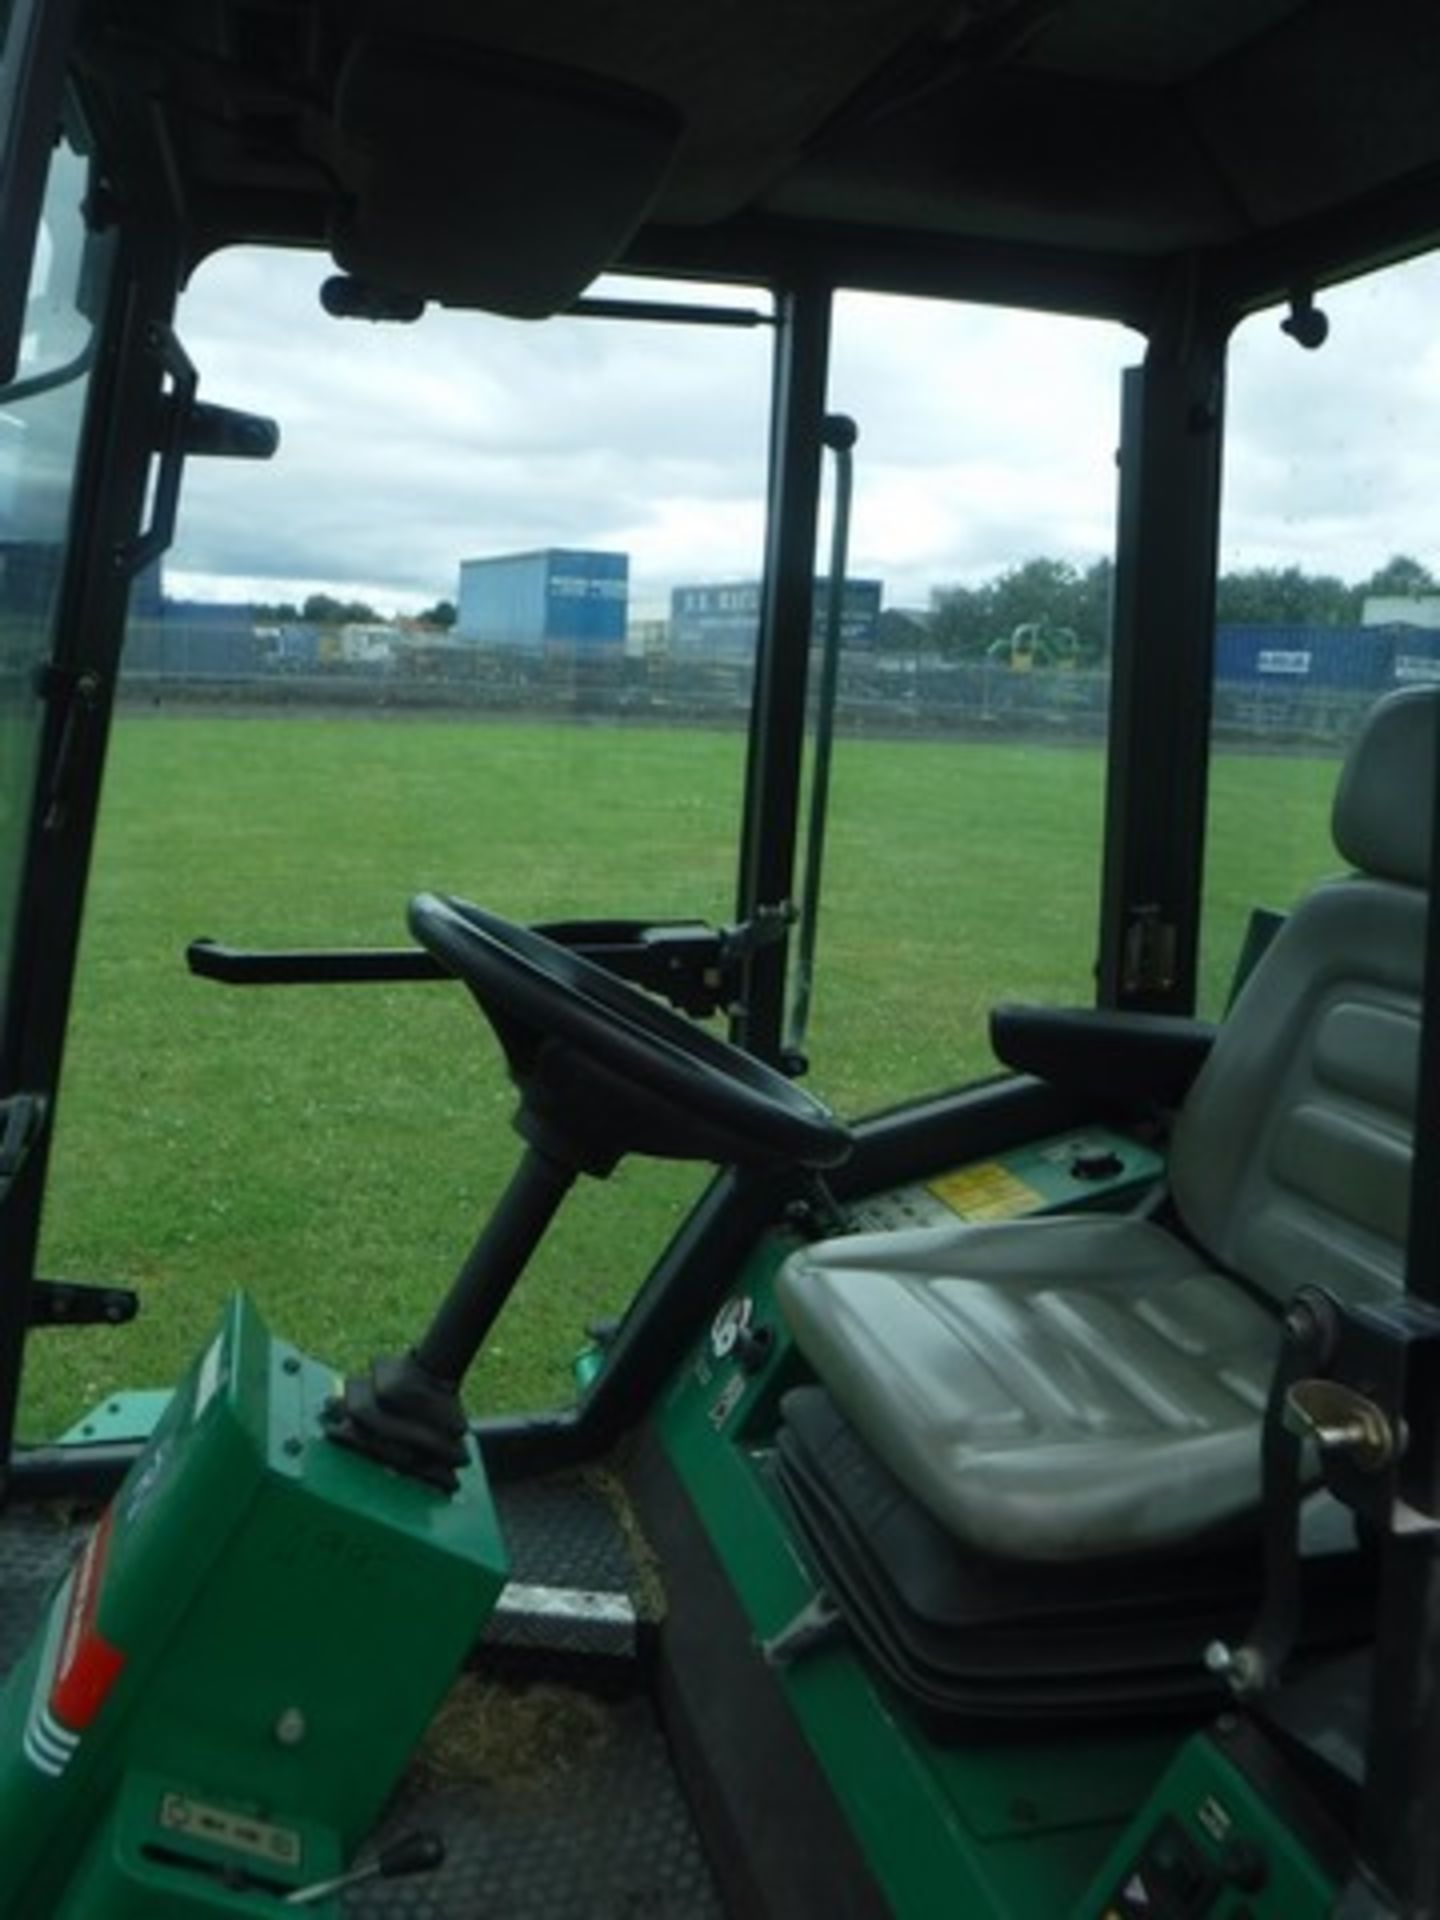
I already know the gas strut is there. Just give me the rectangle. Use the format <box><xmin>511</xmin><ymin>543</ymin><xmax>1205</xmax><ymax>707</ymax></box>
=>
<box><xmin>785</xmin><ymin>413</ymin><xmax>858</xmax><ymax>1073</ymax></box>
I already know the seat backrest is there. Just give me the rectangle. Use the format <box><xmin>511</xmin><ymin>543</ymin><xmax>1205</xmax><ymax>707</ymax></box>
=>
<box><xmin>1170</xmin><ymin>688</ymin><xmax>1435</xmax><ymax>1309</ymax></box>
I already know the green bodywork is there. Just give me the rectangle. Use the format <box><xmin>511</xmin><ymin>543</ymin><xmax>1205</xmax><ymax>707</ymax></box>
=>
<box><xmin>59</xmin><ymin>1390</ymin><xmax>175</xmax><ymax>1447</ymax></box>
<box><xmin>0</xmin><ymin>1295</ymin><xmax>508</xmax><ymax>1917</ymax></box>
<box><xmin>657</xmin><ymin>1235</ymin><xmax>1177</xmax><ymax>1918</ymax></box>
<box><xmin>4</xmin><ymin>1129</ymin><xmax>1347</xmax><ymax>1918</ymax></box>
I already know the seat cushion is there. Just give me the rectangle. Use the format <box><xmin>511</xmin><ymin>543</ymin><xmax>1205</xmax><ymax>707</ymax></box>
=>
<box><xmin>1332</xmin><ymin>685</ymin><xmax>1437</xmax><ymax>887</ymax></box>
<box><xmin>776</xmin><ymin>1214</ymin><xmax>1280</xmax><ymax>1562</ymax></box>
<box><xmin>1169</xmin><ymin>878</ymin><xmax>1422</xmax><ymax>1310</ymax></box>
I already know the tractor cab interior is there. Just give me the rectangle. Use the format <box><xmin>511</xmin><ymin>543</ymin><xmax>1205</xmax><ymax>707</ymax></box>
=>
<box><xmin>1</xmin><ymin>2</ymin><xmax>1440</xmax><ymax>1917</ymax></box>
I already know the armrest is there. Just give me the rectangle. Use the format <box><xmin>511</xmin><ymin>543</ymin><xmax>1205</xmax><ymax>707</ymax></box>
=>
<box><xmin>989</xmin><ymin>1004</ymin><xmax>1218</xmax><ymax>1109</ymax></box>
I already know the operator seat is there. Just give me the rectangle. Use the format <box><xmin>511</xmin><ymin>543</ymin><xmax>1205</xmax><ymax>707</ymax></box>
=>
<box><xmin>777</xmin><ymin>687</ymin><xmax>1432</xmax><ymax>1569</ymax></box>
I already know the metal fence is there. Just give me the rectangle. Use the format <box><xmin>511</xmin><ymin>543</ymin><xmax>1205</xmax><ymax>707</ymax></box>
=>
<box><xmin>117</xmin><ymin>620</ymin><xmax>1389</xmax><ymax>751</ymax></box>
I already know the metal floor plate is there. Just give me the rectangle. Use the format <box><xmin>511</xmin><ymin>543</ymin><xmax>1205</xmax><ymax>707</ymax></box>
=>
<box><xmin>493</xmin><ymin>1472</ymin><xmax>640</xmax><ymax>1597</ymax></box>
<box><xmin>348</xmin><ymin>1685</ymin><xmax>721</xmax><ymax>1919</ymax></box>
<box><xmin>486</xmin><ymin>1470</ymin><xmax>657</xmax><ymax>1660</ymax></box>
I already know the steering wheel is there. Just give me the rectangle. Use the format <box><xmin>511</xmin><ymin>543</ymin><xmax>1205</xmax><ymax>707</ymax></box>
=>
<box><xmin>409</xmin><ymin>892</ymin><xmax>851</xmax><ymax>1174</ymax></box>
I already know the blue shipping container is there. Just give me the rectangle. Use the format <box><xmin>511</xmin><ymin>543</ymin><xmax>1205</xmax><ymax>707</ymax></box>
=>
<box><xmin>1214</xmin><ymin>624</ymin><xmax>1395</xmax><ymax>692</ymax></box>
<box><xmin>457</xmin><ymin>549</ymin><xmax>628</xmax><ymax>648</ymax></box>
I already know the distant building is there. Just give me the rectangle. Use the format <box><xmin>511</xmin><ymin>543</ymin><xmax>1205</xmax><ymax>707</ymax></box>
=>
<box><xmin>878</xmin><ymin>607</ymin><xmax>934</xmax><ymax>651</ymax></box>
<box><xmin>337</xmin><ymin>622</ymin><xmax>395</xmax><ymax>667</ymax></box>
<box><xmin>457</xmin><ymin>549</ymin><xmax>628</xmax><ymax>650</ymax></box>
<box><xmin>1362</xmin><ymin>594</ymin><xmax>1440</xmax><ymax>631</ymax></box>
<box><xmin>669</xmin><ymin>578</ymin><xmax>883</xmax><ymax>662</ymax></box>
<box><xmin>161</xmin><ymin>596</ymin><xmax>257</xmax><ymax>627</ymax></box>
<box><xmin>271</xmin><ymin>625</ymin><xmax>321</xmax><ymax>671</ymax></box>
<box><xmin>1358</xmin><ymin>596</ymin><xmax>1440</xmax><ymax>685</ymax></box>
<box><xmin>627</xmin><ymin>616</ymin><xmax>670</xmax><ymax>660</ymax></box>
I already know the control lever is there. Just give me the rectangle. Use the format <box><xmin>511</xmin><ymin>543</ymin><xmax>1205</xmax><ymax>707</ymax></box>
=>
<box><xmin>1204</xmin><ymin>1288</ymin><xmax>1337</xmax><ymax>1698</ymax></box>
<box><xmin>283</xmin><ymin>1831</ymin><xmax>444</xmax><ymax>1907</ymax></box>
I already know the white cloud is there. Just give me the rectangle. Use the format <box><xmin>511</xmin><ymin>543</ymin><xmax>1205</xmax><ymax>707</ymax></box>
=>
<box><xmin>1220</xmin><ymin>255</ymin><xmax>1440</xmax><ymax>578</ymax></box>
<box><xmin>165</xmin><ymin>243</ymin><xmax>1440</xmax><ymax>614</ymax></box>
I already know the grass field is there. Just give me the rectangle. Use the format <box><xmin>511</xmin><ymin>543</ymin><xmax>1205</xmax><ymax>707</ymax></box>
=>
<box><xmin>20</xmin><ymin>710</ymin><xmax>1340</xmax><ymax>1439</ymax></box>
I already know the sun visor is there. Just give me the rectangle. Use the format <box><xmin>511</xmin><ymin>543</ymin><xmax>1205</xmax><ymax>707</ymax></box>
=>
<box><xmin>330</xmin><ymin>41</ymin><xmax>683</xmax><ymax>318</ymax></box>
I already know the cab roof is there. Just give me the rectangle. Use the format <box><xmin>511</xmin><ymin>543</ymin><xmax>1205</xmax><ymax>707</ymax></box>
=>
<box><xmin>77</xmin><ymin>0</ymin><xmax>1440</xmax><ymax>322</ymax></box>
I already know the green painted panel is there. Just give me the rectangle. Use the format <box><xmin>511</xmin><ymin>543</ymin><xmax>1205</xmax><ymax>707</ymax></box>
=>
<box><xmin>1072</xmin><ymin>1731</ymin><xmax>1336</xmax><ymax>1918</ymax></box>
<box><xmin>0</xmin><ymin>1295</ymin><xmax>508</xmax><ymax>1916</ymax></box>
<box><xmin>59</xmin><ymin>1771</ymin><xmax>342</xmax><ymax>1917</ymax></box>
<box><xmin>58</xmin><ymin>1389</ymin><xmax>172</xmax><ymax>1446</ymax></box>
<box><xmin>846</xmin><ymin>1126</ymin><xmax>1163</xmax><ymax>1233</ymax></box>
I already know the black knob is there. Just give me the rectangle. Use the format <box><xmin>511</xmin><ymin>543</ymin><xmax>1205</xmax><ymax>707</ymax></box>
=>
<box><xmin>1220</xmin><ymin>1837</ymin><xmax>1268</xmax><ymax>1894</ymax></box>
<box><xmin>734</xmin><ymin>1321</ymin><xmax>775</xmax><ymax>1375</ymax></box>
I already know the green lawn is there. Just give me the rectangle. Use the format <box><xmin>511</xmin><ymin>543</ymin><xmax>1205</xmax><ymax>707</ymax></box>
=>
<box><xmin>21</xmin><ymin>711</ymin><xmax>1341</xmax><ymax>1439</ymax></box>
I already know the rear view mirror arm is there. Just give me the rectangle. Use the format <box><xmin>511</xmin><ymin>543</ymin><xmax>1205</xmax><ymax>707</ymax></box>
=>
<box><xmin>186</xmin><ymin>913</ymin><xmax>783</xmax><ymax>1021</ymax></box>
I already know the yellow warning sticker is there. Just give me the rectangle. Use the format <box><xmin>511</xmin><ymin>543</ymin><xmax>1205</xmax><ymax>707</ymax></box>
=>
<box><xmin>926</xmin><ymin>1162</ymin><xmax>1044</xmax><ymax>1222</ymax></box>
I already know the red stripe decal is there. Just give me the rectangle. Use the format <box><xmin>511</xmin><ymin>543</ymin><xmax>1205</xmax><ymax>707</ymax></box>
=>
<box><xmin>50</xmin><ymin>1505</ymin><xmax>126</xmax><ymax>1730</ymax></box>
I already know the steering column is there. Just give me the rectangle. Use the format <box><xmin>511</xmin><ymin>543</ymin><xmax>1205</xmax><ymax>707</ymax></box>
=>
<box><xmin>323</xmin><ymin>893</ymin><xmax>850</xmax><ymax>1489</ymax></box>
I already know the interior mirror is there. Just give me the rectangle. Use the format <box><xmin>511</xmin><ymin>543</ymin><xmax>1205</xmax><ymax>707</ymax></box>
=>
<box><xmin>330</xmin><ymin>39</ymin><xmax>683</xmax><ymax>318</ymax></box>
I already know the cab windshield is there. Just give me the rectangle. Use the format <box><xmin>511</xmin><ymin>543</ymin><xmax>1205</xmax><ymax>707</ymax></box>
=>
<box><xmin>24</xmin><ymin>235</ymin><xmax>1440</xmax><ymax>1443</ymax></box>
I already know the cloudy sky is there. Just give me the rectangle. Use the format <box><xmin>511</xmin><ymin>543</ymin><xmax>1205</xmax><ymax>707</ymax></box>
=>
<box><xmin>163</xmin><ymin>242</ymin><xmax>1440</xmax><ymax>618</ymax></box>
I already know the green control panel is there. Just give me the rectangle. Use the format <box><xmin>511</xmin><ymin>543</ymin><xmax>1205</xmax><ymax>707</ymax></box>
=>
<box><xmin>846</xmin><ymin>1125</ymin><xmax>1164</xmax><ymax>1232</ymax></box>
<box><xmin>1074</xmin><ymin>1729</ymin><xmax>1336</xmax><ymax>1920</ymax></box>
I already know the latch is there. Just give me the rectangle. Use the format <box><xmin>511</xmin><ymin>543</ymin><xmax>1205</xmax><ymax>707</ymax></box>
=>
<box><xmin>1121</xmin><ymin>903</ymin><xmax>1178</xmax><ymax>995</ymax></box>
<box><xmin>0</xmin><ymin>1092</ymin><xmax>45</xmax><ymax>1193</ymax></box>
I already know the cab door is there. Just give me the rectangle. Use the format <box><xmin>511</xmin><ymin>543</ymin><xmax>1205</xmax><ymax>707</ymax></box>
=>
<box><xmin>0</xmin><ymin>10</ymin><xmax>156</xmax><ymax>1469</ymax></box>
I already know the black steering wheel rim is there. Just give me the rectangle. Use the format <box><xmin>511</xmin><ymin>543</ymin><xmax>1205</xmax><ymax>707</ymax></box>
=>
<box><xmin>409</xmin><ymin>892</ymin><xmax>851</xmax><ymax>1172</ymax></box>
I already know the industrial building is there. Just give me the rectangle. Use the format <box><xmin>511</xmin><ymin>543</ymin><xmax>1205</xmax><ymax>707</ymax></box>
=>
<box><xmin>456</xmin><ymin>549</ymin><xmax>629</xmax><ymax>650</ymax></box>
<box><xmin>669</xmin><ymin>578</ymin><xmax>883</xmax><ymax>662</ymax></box>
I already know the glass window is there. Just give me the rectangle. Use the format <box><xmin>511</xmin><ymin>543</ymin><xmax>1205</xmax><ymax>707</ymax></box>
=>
<box><xmin>28</xmin><ymin>262</ymin><xmax>774</xmax><ymax>1436</ymax></box>
<box><xmin>0</xmin><ymin>133</ymin><xmax>105</xmax><ymax>996</ymax></box>
<box><xmin>1201</xmin><ymin>251</ymin><xmax>1440</xmax><ymax>1013</ymax></box>
<box><xmin>791</xmin><ymin>292</ymin><xmax>1133</xmax><ymax>1115</ymax></box>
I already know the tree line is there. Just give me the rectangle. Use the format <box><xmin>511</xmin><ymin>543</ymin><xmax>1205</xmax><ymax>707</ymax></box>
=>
<box><xmin>919</xmin><ymin>553</ymin><xmax>1437</xmax><ymax>660</ymax></box>
<box><xmin>247</xmin><ymin>593</ymin><xmax>457</xmax><ymax>628</ymax></box>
